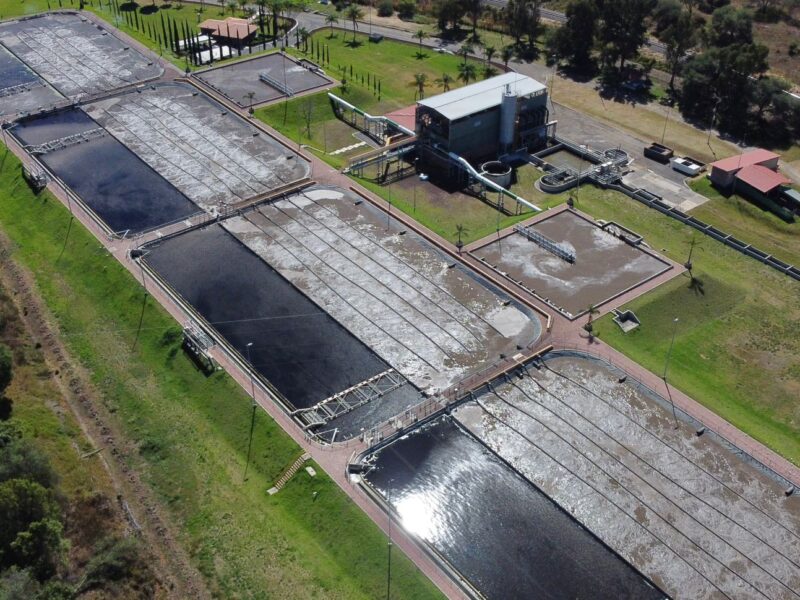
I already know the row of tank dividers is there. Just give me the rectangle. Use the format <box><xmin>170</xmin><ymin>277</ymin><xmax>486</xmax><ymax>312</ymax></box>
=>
<box><xmin>350</xmin><ymin>351</ymin><xmax>668</xmax><ymax>600</ymax></box>
<box><xmin>540</xmin><ymin>344</ymin><xmax>798</xmax><ymax>493</ymax></box>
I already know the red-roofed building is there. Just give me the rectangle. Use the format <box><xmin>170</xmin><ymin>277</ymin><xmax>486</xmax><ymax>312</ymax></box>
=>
<box><xmin>199</xmin><ymin>18</ymin><xmax>256</xmax><ymax>48</ymax></box>
<box><xmin>709</xmin><ymin>149</ymin><xmax>780</xmax><ymax>189</ymax></box>
<box><xmin>734</xmin><ymin>164</ymin><xmax>790</xmax><ymax>195</ymax></box>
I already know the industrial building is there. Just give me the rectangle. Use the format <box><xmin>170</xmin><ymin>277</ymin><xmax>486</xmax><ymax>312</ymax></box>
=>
<box><xmin>415</xmin><ymin>72</ymin><xmax>554</xmax><ymax>169</ymax></box>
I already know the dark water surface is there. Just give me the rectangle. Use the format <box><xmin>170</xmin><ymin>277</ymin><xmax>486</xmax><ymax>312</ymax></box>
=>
<box><xmin>144</xmin><ymin>224</ymin><xmax>390</xmax><ymax>409</ymax></box>
<box><xmin>366</xmin><ymin>417</ymin><xmax>664</xmax><ymax>600</ymax></box>
<box><xmin>12</xmin><ymin>109</ymin><xmax>198</xmax><ymax>233</ymax></box>
<box><xmin>0</xmin><ymin>46</ymin><xmax>39</xmax><ymax>88</ymax></box>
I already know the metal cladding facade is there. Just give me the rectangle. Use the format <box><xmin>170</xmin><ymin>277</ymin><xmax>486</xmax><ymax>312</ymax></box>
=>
<box><xmin>415</xmin><ymin>73</ymin><xmax>550</xmax><ymax>163</ymax></box>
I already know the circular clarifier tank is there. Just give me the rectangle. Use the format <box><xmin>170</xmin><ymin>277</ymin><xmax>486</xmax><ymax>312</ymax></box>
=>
<box><xmin>480</xmin><ymin>160</ymin><xmax>512</xmax><ymax>188</ymax></box>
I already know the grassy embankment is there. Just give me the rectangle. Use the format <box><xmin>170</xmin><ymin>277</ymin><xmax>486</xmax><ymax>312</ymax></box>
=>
<box><xmin>687</xmin><ymin>176</ymin><xmax>800</xmax><ymax>267</ymax></box>
<box><xmin>571</xmin><ymin>190</ymin><xmax>800</xmax><ymax>466</ymax></box>
<box><xmin>0</xmin><ymin>146</ymin><xmax>443</xmax><ymax>599</ymax></box>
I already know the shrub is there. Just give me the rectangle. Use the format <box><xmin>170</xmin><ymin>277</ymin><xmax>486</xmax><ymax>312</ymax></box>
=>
<box><xmin>377</xmin><ymin>0</ymin><xmax>393</xmax><ymax>17</ymax></box>
<box><xmin>397</xmin><ymin>0</ymin><xmax>415</xmax><ymax>19</ymax></box>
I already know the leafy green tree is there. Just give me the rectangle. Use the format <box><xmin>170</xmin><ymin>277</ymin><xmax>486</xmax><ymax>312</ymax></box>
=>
<box><xmin>462</xmin><ymin>0</ymin><xmax>484</xmax><ymax>40</ymax></box>
<box><xmin>750</xmin><ymin>75</ymin><xmax>788</xmax><ymax>120</ymax></box>
<box><xmin>0</xmin><ymin>479</ymin><xmax>65</xmax><ymax>580</ymax></box>
<box><xmin>435</xmin><ymin>0</ymin><xmax>466</xmax><ymax>34</ymax></box>
<box><xmin>549</xmin><ymin>0</ymin><xmax>597</xmax><ymax>70</ymax></box>
<box><xmin>707</xmin><ymin>5</ymin><xmax>753</xmax><ymax>47</ymax></box>
<box><xmin>0</xmin><ymin>423</ymin><xmax>57</xmax><ymax>489</ymax></box>
<box><xmin>597</xmin><ymin>0</ymin><xmax>657</xmax><ymax>70</ymax></box>
<box><xmin>504</xmin><ymin>0</ymin><xmax>541</xmax><ymax>50</ymax></box>
<box><xmin>660</xmin><ymin>6</ymin><xmax>699</xmax><ymax>91</ymax></box>
<box><xmin>397</xmin><ymin>0</ymin><xmax>416</xmax><ymax>20</ymax></box>
<box><xmin>680</xmin><ymin>43</ymin><xmax>768</xmax><ymax>135</ymax></box>
<box><xmin>256</xmin><ymin>0</ymin><xmax>268</xmax><ymax>38</ymax></box>
<box><xmin>0</xmin><ymin>568</ymin><xmax>41</xmax><ymax>600</ymax></box>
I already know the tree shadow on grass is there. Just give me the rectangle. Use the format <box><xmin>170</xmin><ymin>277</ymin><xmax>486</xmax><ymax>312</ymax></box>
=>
<box><xmin>119</xmin><ymin>1</ymin><xmax>139</xmax><ymax>11</ymax></box>
<box><xmin>140</xmin><ymin>4</ymin><xmax>159</xmax><ymax>14</ymax></box>
<box><xmin>415</xmin><ymin>51</ymin><xmax>429</xmax><ymax>60</ymax></box>
<box><xmin>345</xmin><ymin>39</ymin><xmax>363</xmax><ymax>48</ymax></box>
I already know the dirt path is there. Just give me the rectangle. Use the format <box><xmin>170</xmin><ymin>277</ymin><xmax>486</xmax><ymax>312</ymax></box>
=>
<box><xmin>0</xmin><ymin>232</ymin><xmax>210</xmax><ymax>600</ymax></box>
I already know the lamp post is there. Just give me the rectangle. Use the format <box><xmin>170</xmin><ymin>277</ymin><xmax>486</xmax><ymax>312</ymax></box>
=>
<box><xmin>662</xmin><ymin>318</ymin><xmax>680</xmax><ymax>428</ymax></box>
<box><xmin>243</xmin><ymin>342</ymin><xmax>257</xmax><ymax>481</ymax></box>
<box><xmin>415</xmin><ymin>172</ymin><xmax>428</xmax><ymax>212</ymax></box>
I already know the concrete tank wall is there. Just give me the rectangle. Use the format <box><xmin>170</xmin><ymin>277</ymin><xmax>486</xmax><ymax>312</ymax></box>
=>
<box><xmin>480</xmin><ymin>160</ymin><xmax>512</xmax><ymax>188</ymax></box>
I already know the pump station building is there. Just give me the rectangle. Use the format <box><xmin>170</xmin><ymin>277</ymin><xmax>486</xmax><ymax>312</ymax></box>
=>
<box><xmin>415</xmin><ymin>73</ymin><xmax>554</xmax><ymax>171</ymax></box>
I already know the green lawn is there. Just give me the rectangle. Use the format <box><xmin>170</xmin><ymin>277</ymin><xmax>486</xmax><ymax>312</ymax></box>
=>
<box><xmin>354</xmin><ymin>165</ymin><xmax>565</xmax><ymax>245</ymax></box>
<box><xmin>258</xmin><ymin>30</ymin><xmax>486</xmax><ymax>158</ymax></box>
<box><xmin>576</xmin><ymin>190</ymin><xmax>800</xmax><ymax>466</ymax></box>
<box><xmin>0</xmin><ymin>146</ymin><xmax>443</xmax><ymax>600</ymax></box>
<box><xmin>688</xmin><ymin>176</ymin><xmax>800</xmax><ymax>267</ymax></box>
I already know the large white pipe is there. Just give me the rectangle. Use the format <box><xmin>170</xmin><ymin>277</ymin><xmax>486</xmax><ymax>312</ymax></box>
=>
<box><xmin>328</xmin><ymin>93</ymin><xmax>415</xmax><ymax>137</ymax></box>
<box><xmin>448</xmin><ymin>151</ymin><xmax>541</xmax><ymax>213</ymax></box>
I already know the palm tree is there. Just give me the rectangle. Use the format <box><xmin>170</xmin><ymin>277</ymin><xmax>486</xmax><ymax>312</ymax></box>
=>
<box><xmin>434</xmin><ymin>72</ymin><xmax>453</xmax><ymax>92</ymax></box>
<box><xmin>454</xmin><ymin>224</ymin><xmax>469</xmax><ymax>253</ymax></box>
<box><xmin>414</xmin><ymin>29</ymin><xmax>426</xmax><ymax>57</ymax></box>
<box><xmin>325</xmin><ymin>13</ymin><xmax>338</xmax><ymax>37</ymax></box>
<box><xmin>457</xmin><ymin>62</ymin><xmax>477</xmax><ymax>85</ymax></box>
<box><xmin>243</xmin><ymin>91</ymin><xmax>256</xmax><ymax>114</ymax></box>
<box><xmin>459</xmin><ymin>41</ymin><xmax>474</xmax><ymax>65</ymax></box>
<box><xmin>501</xmin><ymin>45</ymin><xmax>514</xmax><ymax>69</ymax></box>
<box><xmin>256</xmin><ymin>0</ymin><xmax>268</xmax><ymax>38</ymax></box>
<box><xmin>584</xmin><ymin>304</ymin><xmax>599</xmax><ymax>333</ymax></box>
<box><xmin>227</xmin><ymin>0</ymin><xmax>237</xmax><ymax>15</ymax></box>
<box><xmin>410</xmin><ymin>73</ymin><xmax>428</xmax><ymax>99</ymax></box>
<box><xmin>484</xmin><ymin>44</ymin><xmax>496</xmax><ymax>64</ymax></box>
<box><xmin>482</xmin><ymin>65</ymin><xmax>498</xmax><ymax>79</ymax></box>
<box><xmin>345</xmin><ymin>5</ymin><xmax>364</xmax><ymax>42</ymax></box>
<box><xmin>298</xmin><ymin>26</ymin><xmax>309</xmax><ymax>52</ymax></box>
<box><xmin>237</xmin><ymin>0</ymin><xmax>248</xmax><ymax>16</ymax></box>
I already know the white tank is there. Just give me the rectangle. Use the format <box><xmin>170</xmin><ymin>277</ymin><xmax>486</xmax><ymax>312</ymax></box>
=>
<box><xmin>499</xmin><ymin>84</ymin><xmax>517</xmax><ymax>150</ymax></box>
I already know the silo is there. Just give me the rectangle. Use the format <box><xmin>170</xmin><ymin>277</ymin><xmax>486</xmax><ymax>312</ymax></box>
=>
<box><xmin>499</xmin><ymin>84</ymin><xmax>517</xmax><ymax>150</ymax></box>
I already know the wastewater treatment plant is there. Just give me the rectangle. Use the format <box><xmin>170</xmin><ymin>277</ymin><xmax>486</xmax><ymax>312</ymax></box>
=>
<box><xmin>1</xmin><ymin>8</ymin><xmax>799</xmax><ymax>600</ymax></box>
